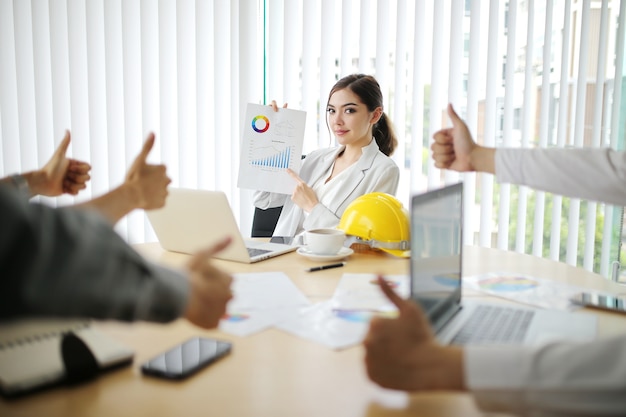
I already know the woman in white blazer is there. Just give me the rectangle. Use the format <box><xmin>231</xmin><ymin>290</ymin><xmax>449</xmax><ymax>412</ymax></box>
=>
<box><xmin>254</xmin><ymin>74</ymin><xmax>400</xmax><ymax>238</ymax></box>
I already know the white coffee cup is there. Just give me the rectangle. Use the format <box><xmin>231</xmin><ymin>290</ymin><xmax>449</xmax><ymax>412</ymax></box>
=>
<box><xmin>304</xmin><ymin>228</ymin><xmax>346</xmax><ymax>255</ymax></box>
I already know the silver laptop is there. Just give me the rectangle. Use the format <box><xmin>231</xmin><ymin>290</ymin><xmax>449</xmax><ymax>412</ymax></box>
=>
<box><xmin>410</xmin><ymin>182</ymin><xmax>597</xmax><ymax>346</ymax></box>
<box><xmin>147</xmin><ymin>188</ymin><xmax>297</xmax><ymax>263</ymax></box>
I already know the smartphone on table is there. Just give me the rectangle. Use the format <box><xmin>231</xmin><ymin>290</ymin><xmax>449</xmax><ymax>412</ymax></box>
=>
<box><xmin>570</xmin><ymin>292</ymin><xmax>626</xmax><ymax>315</ymax></box>
<box><xmin>141</xmin><ymin>337</ymin><xmax>232</xmax><ymax>380</ymax></box>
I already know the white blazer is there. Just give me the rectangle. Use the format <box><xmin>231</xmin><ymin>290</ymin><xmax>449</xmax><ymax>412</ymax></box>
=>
<box><xmin>253</xmin><ymin>140</ymin><xmax>400</xmax><ymax>237</ymax></box>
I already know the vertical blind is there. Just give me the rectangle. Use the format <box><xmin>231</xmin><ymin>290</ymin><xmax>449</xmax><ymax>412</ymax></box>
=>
<box><xmin>1</xmin><ymin>0</ymin><xmax>625</xmax><ymax>277</ymax></box>
<box><xmin>0</xmin><ymin>0</ymin><xmax>263</xmax><ymax>244</ymax></box>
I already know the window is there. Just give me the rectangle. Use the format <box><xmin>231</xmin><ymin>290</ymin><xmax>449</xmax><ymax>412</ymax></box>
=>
<box><xmin>1</xmin><ymin>0</ymin><xmax>624</xmax><ymax>278</ymax></box>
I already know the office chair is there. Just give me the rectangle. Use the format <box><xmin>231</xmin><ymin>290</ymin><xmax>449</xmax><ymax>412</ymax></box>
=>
<box><xmin>251</xmin><ymin>206</ymin><xmax>283</xmax><ymax>237</ymax></box>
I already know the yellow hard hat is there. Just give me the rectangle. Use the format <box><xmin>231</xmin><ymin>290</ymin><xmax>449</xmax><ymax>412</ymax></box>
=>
<box><xmin>338</xmin><ymin>192</ymin><xmax>410</xmax><ymax>258</ymax></box>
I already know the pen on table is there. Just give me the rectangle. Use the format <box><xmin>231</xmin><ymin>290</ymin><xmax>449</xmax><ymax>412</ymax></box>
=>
<box><xmin>306</xmin><ymin>262</ymin><xmax>346</xmax><ymax>272</ymax></box>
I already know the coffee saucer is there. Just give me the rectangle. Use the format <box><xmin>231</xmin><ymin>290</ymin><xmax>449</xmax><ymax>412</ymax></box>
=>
<box><xmin>296</xmin><ymin>246</ymin><xmax>354</xmax><ymax>262</ymax></box>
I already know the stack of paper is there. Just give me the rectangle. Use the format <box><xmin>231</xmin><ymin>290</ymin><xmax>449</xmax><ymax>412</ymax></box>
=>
<box><xmin>219</xmin><ymin>272</ymin><xmax>311</xmax><ymax>337</ymax></box>
<box><xmin>276</xmin><ymin>273</ymin><xmax>409</xmax><ymax>350</ymax></box>
<box><xmin>220</xmin><ymin>272</ymin><xmax>410</xmax><ymax>350</ymax></box>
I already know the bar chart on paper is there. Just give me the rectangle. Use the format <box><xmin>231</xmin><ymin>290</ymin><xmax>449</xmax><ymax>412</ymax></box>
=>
<box><xmin>238</xmin><ymin>103</ymin><xmax>306</xmax><ymax>194</ymax></box>
<box><xmin>250</xmin><ymin>144</ymin><xmax>293</xmax><ymax>170</ymax></box>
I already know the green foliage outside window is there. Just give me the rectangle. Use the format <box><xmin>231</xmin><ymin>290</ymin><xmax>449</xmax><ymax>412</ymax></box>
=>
<box><xmin>490</xmin><ymin>183</ymin><xmax>617</xmax><ymax>274</ymax></box>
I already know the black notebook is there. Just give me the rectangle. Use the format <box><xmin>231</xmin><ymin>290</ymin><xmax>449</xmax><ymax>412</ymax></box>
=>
<box><xmin>0</xmin><ymin>318</ymin><xmax>134</xmax><ymax>398</ymax></box>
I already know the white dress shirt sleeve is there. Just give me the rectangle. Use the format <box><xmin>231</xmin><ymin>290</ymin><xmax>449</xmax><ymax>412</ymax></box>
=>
<box><xmin>465</xmin><ymin>334</ymin><xmax>626</xmax><ymax>416</ymax></box>
<box><xmin>495</xmin><ymin>147</ymin><xmax>626</xmax><ymax>206</ymax></box>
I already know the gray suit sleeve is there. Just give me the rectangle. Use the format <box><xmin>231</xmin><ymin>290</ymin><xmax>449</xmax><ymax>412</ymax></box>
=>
<box><xmin>0</xmin><ymin>186</ymin><xmax>188</xmax><ymax>323</ymax></box>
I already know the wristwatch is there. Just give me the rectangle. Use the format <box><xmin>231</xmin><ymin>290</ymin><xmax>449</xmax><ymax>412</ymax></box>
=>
<box><xmin>10</xmin><ymin>174</ymin><xmax>31</xmax><ymax>198</ymax></box>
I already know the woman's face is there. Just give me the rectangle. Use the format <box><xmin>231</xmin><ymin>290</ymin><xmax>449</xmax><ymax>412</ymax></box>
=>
<box><xmin>327</xmin><ymin>88</ymin><xmax>381</xmax><ymax>147</ymax></box>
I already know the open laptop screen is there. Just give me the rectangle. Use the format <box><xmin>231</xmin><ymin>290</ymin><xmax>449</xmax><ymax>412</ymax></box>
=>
<box><xmin>410</xmin><ymin>183</ymin><xmax>463</xmax><ymax>327</ymax></box>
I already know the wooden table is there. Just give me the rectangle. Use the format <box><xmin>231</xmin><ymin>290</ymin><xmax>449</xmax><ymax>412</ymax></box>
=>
<box><xmin>2</xmin><ymin>244</ymin><xmax>625</xmax><ymax>417</ymax></box>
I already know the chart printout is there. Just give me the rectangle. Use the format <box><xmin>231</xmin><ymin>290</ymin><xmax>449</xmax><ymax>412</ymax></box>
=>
<box><xmin>237</xmin><ymin>103</ymin><xmax>306</xmax><ymax>194</ymax></box>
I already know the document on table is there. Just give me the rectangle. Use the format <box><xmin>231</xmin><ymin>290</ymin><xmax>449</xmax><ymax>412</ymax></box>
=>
<box><xmin>219</xmin><ymin>272</ymin><xmax>311</xmax><ymax>337</ymax></box>
<box><xmin>330</xmin><ymin>273</ymin><xmax>410</xmax><ymax>311</ymax></box>
<box><xmin>275</xmin><ymin>300</ymin><xmax>370</xmax><ymax>350</ymax></box>
<box><xmin>276</xmin><ymin>273</ymin><xmax>410</xmax><ymax>350</ymax></box>
<box><xmin>463</xmin><ymin>272</ymin><xmax>591</xmax><ymax>311</ymax></box>
<box><xmin>237</xmin><ymin>103</ymin><xmax>306</xmax><ymax>194</ymax></box>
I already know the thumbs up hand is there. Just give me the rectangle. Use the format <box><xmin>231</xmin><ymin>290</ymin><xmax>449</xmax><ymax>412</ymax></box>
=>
<box><xmin>125</xmin><ymin>133</ymin><xmax>172</xmax><ymax>210</ymax></box>
<box><xmin>431</xmin><ymin>104</ymin><xmax>477</xmax><ymax>172</ymax></box>
<box><xmin>35</xmin><ymin>130</ymin><xmax>91</xmax><ymax>197</ymax></box>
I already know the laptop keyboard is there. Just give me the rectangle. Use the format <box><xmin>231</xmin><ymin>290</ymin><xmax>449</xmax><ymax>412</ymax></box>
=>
<box><xmin>246</xmin><ymin>247</ymin><xmax>272</xmax><ymax>258</ymax></box>
<box><xmin>451</xmin><ymin>304</ymin><xmax>535</xmax><ymax>345</ymax></box>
